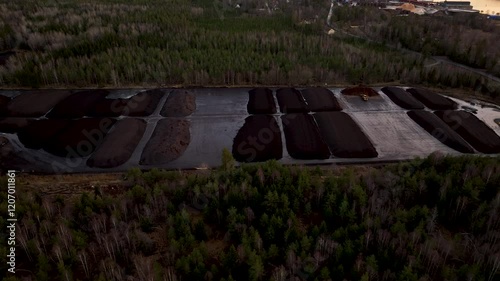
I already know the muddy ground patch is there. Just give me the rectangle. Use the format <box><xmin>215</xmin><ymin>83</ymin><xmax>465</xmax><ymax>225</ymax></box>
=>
<box><xmin>381</xmin><ymin>87</ymin><xmax>424</xmax><ymax>110</ymax></box>
<box><xmin>407</xmin><ymin>88</ymin><xmax>457</xmax><ymax>110</ymax></box>
<box><xmin>0</xmin><ymin>95</ymin><xmax>11</xmax><ymax>116</ymax></box>
<box><xmin>407</xmin><ymin>110</ymin><xmax>474</xmax><ymax>153</ymax></box>
<box><xmin>47</xmin><ymin>90</ymin><xmax>110</xmax><ymax>118</ymax></box>
<box><xmin>123</xmin><ymin>89</ymin><xmax>164</xmax><ymax>116</ymax></box>
<box><xmin>140</xmin><ymin>119</ymin><xmax>191</xmax><ymax>165</ymax></box>
<box><xmin>301</xmin><ymin>87</ymin><xmax>342</xmax><ymax>112</ymax></box>
<box><xmin>281</xmin><ymin>113</ymin><xmax>330</xmax><ymax>159</ymax></box>
<box><xmin>276</xmin><ymin>88</ymin><xmax>308</xmax><ymax>113</ymax></box>
<box><xmin>0</xmin><ymin>118</ymin><xmax>32</xmax><ymax>133</ymax></box>
<box><xmin>87</xmin><ymin>118</ymin><xmax>147</xmax><ymax>168</ymax></box>
<box><xmin>161</xmin><ymin>89</ymin><xmax>196</xmax><ymax>117</ymax></box>
<box><xmin>341</xmin><ymin>86</ymin><xmax>379</xmax><ymax>97</ymax></box>
<box><xmin>247</xmin><ymin>88</ymin><xmax>276</xmax><ymax>114</ymax></box>
<box><xmin>87</xmin><ymin>98</ymin><xmax>129</xmax><ymax>117</ymax></box>
<box><xmin>314</xmin><ymin>112</ymin><xmax>377</xmax><ymax>158</ymax></box>
<box><xmin>17</xmin><ymin>119</ymin><xmax>71</xmax><ymax>150</ymax></box>
<box><xmin>6</xmin><ymin>90</ymin><xmax>72</xmax><ymax>117</ymax></box>
<box><xmin>232</xmin><ymin>115</ymin><xmax>282</xmax><ymax>162</ymax></box>
<box><xmin>435</xmin><ymin>110</ymin><xmax>500</xmax><ymax>154</ymax></box>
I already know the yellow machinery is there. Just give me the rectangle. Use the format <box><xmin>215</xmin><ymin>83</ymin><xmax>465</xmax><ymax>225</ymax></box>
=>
<box><xmin>361</xmin><ymin>94</ymin><xmax>368</xmax><ymax>101</ymax></box>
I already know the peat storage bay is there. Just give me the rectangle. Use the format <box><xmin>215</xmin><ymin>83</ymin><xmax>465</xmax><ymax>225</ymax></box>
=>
<box><xmin>0</xmin><ymin>86</ymin><xmax>499</xmax><ymax>173</ymax></box>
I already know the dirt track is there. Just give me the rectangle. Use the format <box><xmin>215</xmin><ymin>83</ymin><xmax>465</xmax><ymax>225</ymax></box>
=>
<box><xmin>6</xmin><ymin>90</ymin><xmax>72</xmax><ymax>117</ymax></box>
<box><xmin>407</xmin><ymin>110</ymin><xmax>474</xmax><ymax>153</ymax></box>
<box><xmin>140</xmin><ymin>119</ymin><xmax>191</xmax><ymax>165</ymax></box>
<box><xmin>247</xmin><ymin>88</ymin><xmax>276</xmax><ymax>114</ymax></box>
<box><xmin>87</xmin><ymin>118</ymin><xmax>147</xmax><ymax>168</ymax></box>
<box><xmin>301</xmin><ymin>87</ymin><xmax>342</xmax><ymax>112</ymax></box>
<box><xmin>281</xmin><ymin>114</ymin><xmax>330</xmax><ymax>159</ymax></box>
<box><xmin>435</xmin><ymin>110</ymin><xmax>500</xmax><ymax>154</ymax></box>
<box><xmin>407</xmin><ymin>88</ymin><xmax>458</xmax><ymax>110</ymax></box>
<box><xmin>381</xmin><ymin>87</ymin><xmax>424</xmax><ymax>109</ymax></box>
<box><xmin>161</xmin><ymin>89</ymin><xmax>196</xmax><ymax>117</ymax></box>
<box><xmin>314</xmin><ymin>112</ymin><xmax>378</xmax><ymax>158</ymax></box>
<box><xmin>232</xmin><ymin>115</ymin><xmax>282</xmax><ymax>162</ymax></box>
<box><xmin>46</xmin><ymin>90</ymin><xmax>110</xmax><ymax>118</ymax></box>
<box><xmin>276</xmin><ymin>88</ymin><xmax>308</xmax><ymax>113</ymax></box>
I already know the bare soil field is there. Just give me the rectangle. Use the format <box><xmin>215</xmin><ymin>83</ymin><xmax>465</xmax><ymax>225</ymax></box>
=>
<box><xmin>314</xmin><ymin>112</ymin><xmax>378</xmax><ymax>158</ymax></box>
<box><xmin>407</xmin><ymin>110</ymin><xmax>474</xmax><ymax>153</ymax></box>
<box><xmin>0</xmin><ymin>118</ymin><xmax>31</xmax><ymax>133</ymax></box>
<box><xmin>161</xmin><ymin>89</ymin><xmax>196</xmax><ymax>117</ymax></box>
<box><xmin>247</xmin><ymin>88</ymin><xmax>277</xmax><ymax>114</ymax></box>
<box><xmin>44</xmin><ymin>118</ymin><xmax>116</xmax><ymax>158</ymax></box>
<box><xmin>281</xmin><ymin>114</ymin><xmax>330</xmax><ymax>159</ymax></box>
<box><xmin>407</xmin><ymin>88</ymin><xmax>458</xmax><ymax>110</ymax></box>
<box><xmin>341</xmin><ymin>86</ymin><xmax>379</xmax><ymax>97</ymax></box>
<box><xmin>434</xmin><ymin>110</ymin><xmax>500</xmax><ymax>154</ymax></box>
<box><xmin>381</xmin><ymin>87</ymin><xmax>425</xmax><ymax>109</ymax></box>
<box><xmin>123</xmin><ymin>89</ymin><xmax>164</xmax><ymax>116</ymax></box>
<box><xmin>301</xmin><ymin>87</ymin><xmax>342</xmax><ymax>112</ymax></box>
<box><xmin>0</xmin><ymin>95</ymin><xmax>11</xmax><ymax>116</ymax></box>
<box><xmin>46</xmin><ymin>90</ymin><xmax>110</xmax><ymax>118</ymax></box>
<box><xmin>5</xmin><ymin>90</ymin><xmax>72</xmax><ymax>117</ymax></box>
<box><xmin>350</xmin><ymin>111</ymin><xmax>459</xmax><ymax>158</ymax></box>
<box><xmin>276</xmin><ymin>88</ymin><xmax>308</xmax><ymax>113</ymax></box>
<box><xmin>87</xmin><ymin>118</ymin><xmax>147</xmax><ymax>168</ymax></box>
<box><xmin>232</xmin><ymin>115</ymin><xmax>282</xmax><ymax>162</ymax></box>
<box><xmin>87</xmin><ymin>98</ymin><xmax>129</xmax><ymax>117</ymax></box>
<box><xmin>140</xmin><ymin>119</ymin><xmax>191</xmax><ymax>165</ymax></box>
<box><xmin>17</xmin><ymin>119</ymin><xmax>71</xmax><ymax>150</ymax></box>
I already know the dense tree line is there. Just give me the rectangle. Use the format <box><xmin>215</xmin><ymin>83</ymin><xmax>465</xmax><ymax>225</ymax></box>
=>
<box><xmin>1</xmin><ymin>152</ymin><xmax>499</xmax><ymax>280</ymax></box>
<box><xmin>0</xmin><ymin>1</ymin><xmax>499</xmax><ymax>100</ymax></box>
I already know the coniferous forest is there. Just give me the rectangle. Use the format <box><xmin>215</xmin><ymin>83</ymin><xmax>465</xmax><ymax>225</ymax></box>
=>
<box><xmin>1</xmin><ymin>153</ymin><xmax>499</xmax><ymax>280</ymax></box>
<box><xmin>0</xmin><ymin>0</ymin><xmax>499</xmax><ymax>100</ymax></box>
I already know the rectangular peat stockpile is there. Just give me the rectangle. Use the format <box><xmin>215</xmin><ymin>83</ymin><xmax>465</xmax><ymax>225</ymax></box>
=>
<box><xmin>247</xmin><ymin>88</ymin><xmax>277</xmax><ymax>114</ymax></box>
<box><xmin>17</xmin><ymin>119</ymin><xmax>71</xmax><ymax>150</ymax></box>
<box><xmin>6</xmin><ymin>90</ymin><xmax>72</xmax><ymax>117</ymax></box>
<box><xmin>407</xmin><ymin>110</ymin><xmax>474</xmax><ymax>153</ymax></box>
<box><xmin>232</xmin><ymin>115</ymin><xmax>282</xmax><ymax>162</ymax></box>
<box><xmin>301</xmin><ymin>87</ymin><xmax>342</xmax><ymax>112</ymax></box>
<box><xmin>86</xmin><ymin>98</ymin><xmax>129</xmax><ymax>117</ymax></box>
<box><xmin>123</xmin><ymin>89</ymin><xmax>164</xmax><ymax>116</ymax></box>
<box><xmin>0</xmin><ymin>95</ymin><xmax>11</xmax><ymax>116</ymax></box>
<box><xmin>281</xmin><ymin>114</ymin><xmax>330</xmax><ymax>159</ymax></box>
<box><xmin>314</xmin><ymin>112</ymin><xmax>378</xmax><ymax>158</ymax></box>
<box><xmin>44</xmin><ymin>118</ymin><xmax>116</xmax><ymax>158</ymax></box>
<box><xmin>406</xmin><ymin>88</ymin><xmax>457</xmax><ymax>110</ymax></box>
<box><xmin>161</xmin><ymin>89</ymin><xmax>197</xmax><ymax>117</ymax></box>
<box><xmin>46</xmin><ymin>90</ymin><xmax>110</xmax><ymax>118</ymax></box>
<box><xmin>434</xmin><ymin>110</ymin><xmax>500</xmax><ymax>154</ymax></box>
<box><xmin>276</xmin><ymin>88</ymin><xmax>308</xmax><ymax>113</ymax></box>
<box><xmin>140</xmin><ymin>119</ymin><xmax>191</xmax><ymax>165</ymax></box>
<box><xmin>87</xmin><ymin>118</ymin><xmax>147</xmax><ymax>168</ymax></box>
<box><xmin>0</xmin><ymin>118</ymin><xmax>32</xmax><ymax>134</ymax></box>
<box><xmin>381</xmin><ymin>87</ymin><xmax>425</xmax><ymax>110</ymax></box>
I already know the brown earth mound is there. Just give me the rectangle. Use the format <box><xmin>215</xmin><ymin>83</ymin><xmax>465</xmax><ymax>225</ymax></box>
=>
<box><xmin>341</xmin><ymin>86</ymin><xmax>379</xmax><ymax>97</ymax></box>
<box><xmin>0</xmin><ymin>95</ymin><xmax>11</xmax><ymax>116</ymax></box>
<box><xmin>381</xmin><ymin>87</ymin><xmax>425</xmax><ymax>110</ymax></box>
<box><xmin>6</xmin><ymin>90</ymin><xmax>72</xmax><ymax>117</ymax></box>
<box><xmin>301</xmin><ymin>87</ymin><xmax>342</xmax><ymax>112</ymax></box>
<box><xmin>281</xmin><ymin>114</ymin><xmax>330</xmax><ymax>159</ymax></box>
<box><xmin>434</xmin><ymin>110</ymin><xmax>500</xmax><ymax>154</ymax></box>
<box><xmin>314</xmin><ymin>112</ymin><xmax>378</xmax><ymax>158</ymax></box>
<box><xmin>46</xmin><ymin>90</ymin><xmax>110</xmax><ymax>118</ymax></box>
<box><xmin>232</xmin><ymin>115</ymin><xmax>282</xmax><ymax>162</ymax></box>
<box><xmin>247</xmin><ymin>88</ymin><xmax>277</xmax><ymax>114</ymax></box>
<box><xmin>406</xmin><ymin>88</ymin><xmax>457</xmax><ymax>110</ymax></box>
<box><xmin>276</xmin><ymin>88</ymin><xmax>308</xmax><ymax>113</ymax></box>
<box><xmin>87</xmin><ymin>118</ymin><xmax>147</xmax><ymax>168</ymax></box>
<box><xmin>86</xmin><ymin>98</ymin><xmax>129</xmax><ymax>117</ymax></box>
<box><xmin>140</xmin><ymin>119</ymin><xmax>191</xmax><ymax>165</ymax></box>
<box><xmin>407</xmin><ymin>110</ymin><xmax>474</xmax><ymax>153</ymax></box>
<box><xmin>17</xmin><ymin>119</ymin><xmax>71</xmax><ymax>150</ymax></box>
<box><xmin>161</xmin><ymin>89</ymin><xmax>196</xmax><ymax>117</ymax></box>
<box><xmin>44</xmin><ymin>118</ymin><xmax>116</xmax><ymax>158</ymax></box>
<box><xmin>123</xmin><ymin>89</ymin><xmax>164</xmax><ymax>116</ymax></box>
<box><xmin>0</xmin><ymin>118</ymin><xmax>32</xmax><ymax>133</ymax></box>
